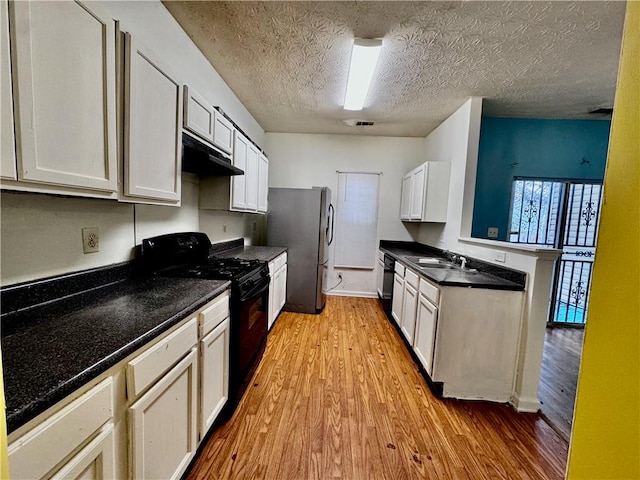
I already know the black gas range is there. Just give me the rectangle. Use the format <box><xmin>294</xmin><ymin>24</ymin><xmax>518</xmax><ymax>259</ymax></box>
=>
<box><xmin>140</xmin><ymin>232</ymin><xmax>270</xmax><ymax>417</ymax></box>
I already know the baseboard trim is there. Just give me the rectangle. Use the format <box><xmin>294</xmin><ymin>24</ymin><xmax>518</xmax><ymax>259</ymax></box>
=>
<box><xmin>510</xmin><ymin>395</ymin><xmax>541</xmax><ymax>413</ymax></box>
<box><xmin>326</xmin><ymin>290</ymin><xmax>378</xmax><ymax>298</ymax></box>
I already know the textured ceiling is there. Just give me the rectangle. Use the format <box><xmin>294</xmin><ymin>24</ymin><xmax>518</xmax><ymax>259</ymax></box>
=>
<box><xmin>163</xmin><ymin>1</ymin><xmax>626</xmax><ymax>137</ymax></box>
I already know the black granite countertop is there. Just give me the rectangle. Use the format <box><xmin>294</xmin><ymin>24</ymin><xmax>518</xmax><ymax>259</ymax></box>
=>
<box><xmin>210</xmin><ymin>238</ymin><xmax>287</xmax><ymax>263</ymax></box>
<box><xmin>380</xmin><ymin>241</ymin><xmax>525</xmax><ymax>291</ymax></box>
<box><xmin>1</xmin><ymin>269</ymin><xmax>230</xmax><ymax>434</ymax></box>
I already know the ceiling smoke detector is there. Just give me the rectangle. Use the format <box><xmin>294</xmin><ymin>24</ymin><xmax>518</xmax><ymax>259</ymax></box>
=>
<box><xmin>342</xmin><ymin>119</ymin><xmax>375</xmax><ymax>127</ymax></box>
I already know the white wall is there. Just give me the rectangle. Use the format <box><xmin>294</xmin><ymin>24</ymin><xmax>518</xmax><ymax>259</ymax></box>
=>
<box><xmin>199</xmin><ymin>210</ymin><xmax>266</xmax><ymax>246</ymax></box>
<box><xmin>415</xmin><ymin>98</ymin><xmax>560</xmax><ymax>412</ymax></box>
<box><xmin>265</xmin><ymin>133</ymin><xmax>424</xmax><ymax>296</ymax></box>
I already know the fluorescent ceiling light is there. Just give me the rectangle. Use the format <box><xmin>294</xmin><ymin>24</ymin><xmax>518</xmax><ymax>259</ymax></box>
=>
<box><xmin>343</xmin><ymin>38</ymin><xmax>382</xmax><ymax>111</ymax></box>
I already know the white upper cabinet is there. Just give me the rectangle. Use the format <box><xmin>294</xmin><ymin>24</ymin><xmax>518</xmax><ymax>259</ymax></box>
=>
<box><xmin>183</xmin><ymin>85</ymin><xmax>215</xmax><ymax>143</ymax></box>
<box><xmin>9</xmin><ymin>1</ymin><xmax>117</xmax><ymax>192</ymax></box>
<box><xmin>213</xmin><ymin>111</ymin><xmax>234</xmax><ymax>154</ymax></box>
<box><xmin>123</xmin><ymin>33</ymin><xmax>182</xmax><ymax>204</ymax></box>
<box><xmin>231</xmin><ymin>131</ymin><xmax>248</xmax><ymax>210</ymax></box>
<box><xmin>258</xmin><ymin>153</ymin><xmax>268</xmax><ymax>213</ymax></box>
<box><xmin>1</xmin><ymin>0</ymin><xmax>16</xmax><ymax>181</ymax></box>
<box><xmin>400</xmin><ymin>161</ymin><xmax>450</xmax><ymax>222</ymax></box>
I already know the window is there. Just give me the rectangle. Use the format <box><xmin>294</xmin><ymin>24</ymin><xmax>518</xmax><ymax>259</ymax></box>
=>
<box><xmin>333</xmin><ymin>172</ymin><xmax>380</xmax><ymax>269</ymax></box>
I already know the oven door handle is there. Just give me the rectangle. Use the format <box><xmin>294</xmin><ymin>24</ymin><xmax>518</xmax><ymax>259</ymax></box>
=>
<box><xmin>239</xmin><ymin>276</ymin><xmax>271</xmax><ymax>303</ymax></box>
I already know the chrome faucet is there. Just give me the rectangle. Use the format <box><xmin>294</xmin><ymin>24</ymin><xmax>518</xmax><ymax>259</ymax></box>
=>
<box><xmin>459</xmin><ymin>256</ymin><xmax>468</xmax><ymax>269</ymax></box>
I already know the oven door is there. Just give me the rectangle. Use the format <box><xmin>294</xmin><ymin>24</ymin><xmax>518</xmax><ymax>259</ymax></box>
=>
<box><xmin>235</xmin><ymin>277</ymin><xmax>270</xmax><ymax>400</ymax></box>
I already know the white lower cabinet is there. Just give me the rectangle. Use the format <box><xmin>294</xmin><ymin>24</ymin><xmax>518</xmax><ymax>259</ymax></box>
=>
<box><xmin>400</xmin><ymin>271</ymin><xmax>418</xmax><ymax>345</ymax></box>
<box><xmin>128</xmin><ymin>348</ymin><xmax>198</xmax><ymax>480</ymax></box>
<box><xmin>414</xmin><ymin>287</ymin><xmax>439</xmax><ymax>376</ymax></box>
<box><xmin>391</xmin><ymin>261</ymin><xmax>405</xmax><ymax>327</ymax></box>
<box><xmin>199</xmin><ymin>318</ymin><xmax>230</xmax><ymax>437</ymax></box>
<box><xmin>50</xmin><ymin>424</ymin><xmax>115</xmax><ymax>480</ymax></box>
<box><xmin>268</xmin><ymin>253</ymin><xmax>287</xmax><ymax>329</ymax></box>
<box><xmin>8</xmin><ymin>292</ymin><xmax>231</xmax><ymax>480</ymax></box>
<box><xmin>8</xmin><ymin>378</ymin><xmax>114</xmax><ymax>480</ymax></box>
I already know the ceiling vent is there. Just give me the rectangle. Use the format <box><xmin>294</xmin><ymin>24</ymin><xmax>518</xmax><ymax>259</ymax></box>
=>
<box><xmin>589</xmin><ymin>107</ymin><xmax>613</xmax><ymax>115</ymax></box>
<box><xmin>343</xmin><ymin>119</ymin><xmax>375</xmax><ymax>127</ymax></box>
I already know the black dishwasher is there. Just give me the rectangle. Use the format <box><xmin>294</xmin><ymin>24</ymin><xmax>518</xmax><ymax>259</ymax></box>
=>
<box><xmin>380</xmin><ymin>254</ymin><xmax>395</xmax><ymax>319</ymax></box>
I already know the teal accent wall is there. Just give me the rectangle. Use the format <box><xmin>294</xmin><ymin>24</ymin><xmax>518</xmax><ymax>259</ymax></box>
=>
<box><xmin>471</xmin><ymin>117</ymin><xmax>610</xmax><ymax>241</ymax></box>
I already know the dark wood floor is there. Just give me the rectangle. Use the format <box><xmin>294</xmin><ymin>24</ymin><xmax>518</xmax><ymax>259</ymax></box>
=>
<box><xmin>538</xmin><ymin>326</ymin><xmax>585</xmax><ymax>441</ymax></box>
<box><xmin>187</xmin><ymin>296</ymin><xmax>568</xmax><ymax>480</ymax></box>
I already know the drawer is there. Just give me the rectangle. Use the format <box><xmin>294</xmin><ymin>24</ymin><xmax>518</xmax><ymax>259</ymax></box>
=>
<box><xmin>404</xmin><ymin>268</ymin><xmax>419</xmax><ymax>289</ymax></box>
<box><xmin>378</xmin><ymin>250</ymin><xmax>384</xmax><ymax>262</ymax></box>
<box><xmin>419</xmin><ymin>277</ymin><xmax>440</xmax><ymax>305</ymax></box>
<box><xmin>127</xmin><ymin>318</ymin><xmax>198</xmax><ymax>399</ymax></box>
<box><xmin>394</xmin><ymin>262</ymin><xmax>405</xmax><ymax>276</ymax></box>
<box><xmin>9</xmin><ymin>378</ymin><xmax>113</xmax><ymax>480</ymax></box>
<box><xmin>268</xmin><ymin>260</ymin><xmax>276</xmax><ymax>276</ymax></box>
<box><xmin>199</xmin><ymin>292</ymin><xmax>230</xmax><ymax>337</ymax></box>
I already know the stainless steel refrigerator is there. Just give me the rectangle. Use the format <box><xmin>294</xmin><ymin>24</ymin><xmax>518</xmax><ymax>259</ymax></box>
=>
<box><xmin>267</xmin><ymin>187</ymin><xmax>334</xmax><ymax>314</ymax></box>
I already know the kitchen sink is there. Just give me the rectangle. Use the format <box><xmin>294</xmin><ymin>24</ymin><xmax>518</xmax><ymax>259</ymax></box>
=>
<box><xmin>404</xmin><ymin>255</ymin><xmax>452</xmax><ymax>266</ymax></box>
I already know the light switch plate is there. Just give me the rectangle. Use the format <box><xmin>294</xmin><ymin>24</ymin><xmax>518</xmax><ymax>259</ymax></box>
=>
<box><xmin>82</xmin><ymin>227</ymin><xmax>100</xmax><ymax>254</ymax></box>
<box><xmin>487</xmin><ymin>227</ymin><xmax>499</xmax><ymax>238</ymax></box>
<box><xmin>495</xmin><ymin>251</ymin><xmax>506</xmax><ymax>263</ymax></box>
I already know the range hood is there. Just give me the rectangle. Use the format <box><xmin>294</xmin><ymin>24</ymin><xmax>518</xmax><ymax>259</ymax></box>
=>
<box><xmin>181</xmin><ymin>132</ymin><xmax>244</xmax><ymax>176</ymax></box>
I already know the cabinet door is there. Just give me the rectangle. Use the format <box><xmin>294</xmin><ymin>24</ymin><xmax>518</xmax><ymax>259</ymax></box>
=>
<box><xmin>279</xmin><ymin>264</ymin><xmax>287</xmax><ymax>311</ymax></box>
<box><xmin>410</xmin><ymin>165</ymin><xmax>426</xmax><ymax>220</ymax></box>
<box><xmin>200</xmin><ymin>318</ymin><xmax>229</xmax><ymax>438</ymax></box>
<box><xmin>258</xmin><ymin>153</ymin><xmax>269</xmax><ymax>213</ymax></box>
<box><xmin>245</xmin><ymin>144</ymin><xmax>259</xmax><ymax>211</ymax></box>
<box><xmin>391</xmin><ymin>273</ymin><xmax>404</xmax><ymax>326</ymax></box>
<box><xmin>1</xmin><ymin>0</ymin><xmax>16</xmax><ymax>180</ymax></box>
<box><xmin>376</xmin><ymin>259</ymin><xmax>384</xmax><ymax>297</ymax></box>
<box><xmin>129</xmin><ymin>349</ymin><xmax>198</xmax><ymax>480</ymax></box>
<box><xmin>50</xmin><ymin>424</ymin><xmax>115</xmax><ymax>480</ymax></box>
<box><xmin>183</xmin><ymin>85</ymin><xmax>214</xmax><ymax>143</ymax></box>
<box><xmin>213</xmin><ymin>111</ymin><xmax>233</xmax><ymax>154</ymax></box>
<box><xmin>124</xmin><ymin>33</ymin><xmax>182</xmax><ymax>203</ymax></box>
<box><xmin>400</xmin><ymin>174</ymin><xmax>412</xmax><ymax>220</ymax></box>
<box><xmin>401</xmin><ymin>282</ymin><xmax>418</xmax><ymax>344</ymax></box>
<box><xmin>231</xmin><ymin>131</ymin><xmax>248</xmax><ymax>210</ymax></box>
<box><xmin>10</xmin><ymin>1</ymin><xmax>117</xmax><ymax>191</ymax></box>
<box><xmin>414</xmin><ymin>294</ymin><xmax>438</xmax><ymax>376</ymax></box>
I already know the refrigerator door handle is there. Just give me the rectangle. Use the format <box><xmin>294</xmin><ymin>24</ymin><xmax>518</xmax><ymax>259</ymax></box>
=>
<box><xmin>327</xmin><ymin>204</ymin><xmax>335</xmax><ymax>246</ymax></box>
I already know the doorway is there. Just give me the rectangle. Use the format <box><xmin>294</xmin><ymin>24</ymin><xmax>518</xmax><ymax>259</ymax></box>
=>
<box><xmin>508</xmin><ymin>178</ymin><xmax>603</xmax><ymax>439</ymax></box>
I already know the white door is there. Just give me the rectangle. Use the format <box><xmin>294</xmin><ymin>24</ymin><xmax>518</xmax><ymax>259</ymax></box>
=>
<box><xmin>129</xmin><ymin>349</ymin><xmax>198</xmax><ymax>480</ymax></box>
<box><xmin>1</xmin><ymin>0</ymin><xmax>16</xmax><ymax>180</ymax></box>
<box><xmin>401</xmin><ymin>282</ymin><xmax>418</xmax><ymax>344</ymax></box>
<box><xmin>414</xmin><ymin>294</ymin><xmax>438</xmax><ymax>376</ymax></box>
<box><xmin>400</xmin><ymin>174</ymin><xmax>412</xmax><ymax>220</ymax></box>
<box><xmin>231</xmin><ymin>131</ymin><xmax>248</xmax><ymax>210</ymax></box>
<box><xmin>258</xmin><ymin>153</ymin><xmax>269</xmax><ymax>213</ymax></box>
<box><xmin>199</xmin><ymin>319</ymin><xmax>229</xmax><ymax>438</ymax></box>
<box><xmin>245</xmin><ymin>144</ymin><xmax>259</xmax><ymax>211</ymax></box>
<box><xmin>10</xmin><ymin>1</ymin><xmax>117</xmax><ymax>191</ymax></box>
<box><xmin>410</xmin><ymin>165</ymin><xmax>426</xmax><ymax>220</ymax></box>
<box><xmin>124</xmin><ymin>33</ymin><xmax>182</xmax><ymax>202</ymax></box>
<box><xmin>391</xmin><ymin>273</ymin><xmax>404</xmax><ymax>326</ymax></box>
<box><xmin>50</xmin><ymin>424</ymin><xmax>115</xmax><ymax>480</ymax></box>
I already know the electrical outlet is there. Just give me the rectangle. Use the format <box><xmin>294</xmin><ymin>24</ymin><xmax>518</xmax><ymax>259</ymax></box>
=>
<box><xmin>495</xmin><ymin>251</ymin><xmax>507</xmax><ymax>263</ymax></box>
<box><xmin>253</xmin><ymin>221</ymin><xmax>257</xmax><ymax>232</ymax></box>
<box><xmin>487</xmin><ymin>227</ymin><xmax>499</xmax><ymax>239</ymax></box>
<box><xmin>223</xmin><ymin>224</ymin><xmax>227</xmax><ymax>232</ymax></box>
<box><xmin>82</xmin><ymin>227</ymin><xmax>99</xmax><ymax>254</ymax></box>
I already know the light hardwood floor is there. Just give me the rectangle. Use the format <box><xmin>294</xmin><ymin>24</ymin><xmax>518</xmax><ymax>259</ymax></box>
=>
<box><xmin>187</xmin><ymin>296</ymin><xmax>568</xmax><ymax>480</ymax></box>
<box><xmin>538</xmin><ymin>327</ymin><xmax>585</xmax><ymax>441</ymax></box>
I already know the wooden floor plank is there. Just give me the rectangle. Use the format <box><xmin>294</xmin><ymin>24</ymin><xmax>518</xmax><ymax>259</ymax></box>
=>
<box><xmin>538</xmin><ymin>327</ymin><xmax>584</xmax><ymax>440</ymax></box>
<box><xmin>186</xmin><ymin>296</ymin><xmax>568</xmax><ymax>480</ymax></box>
